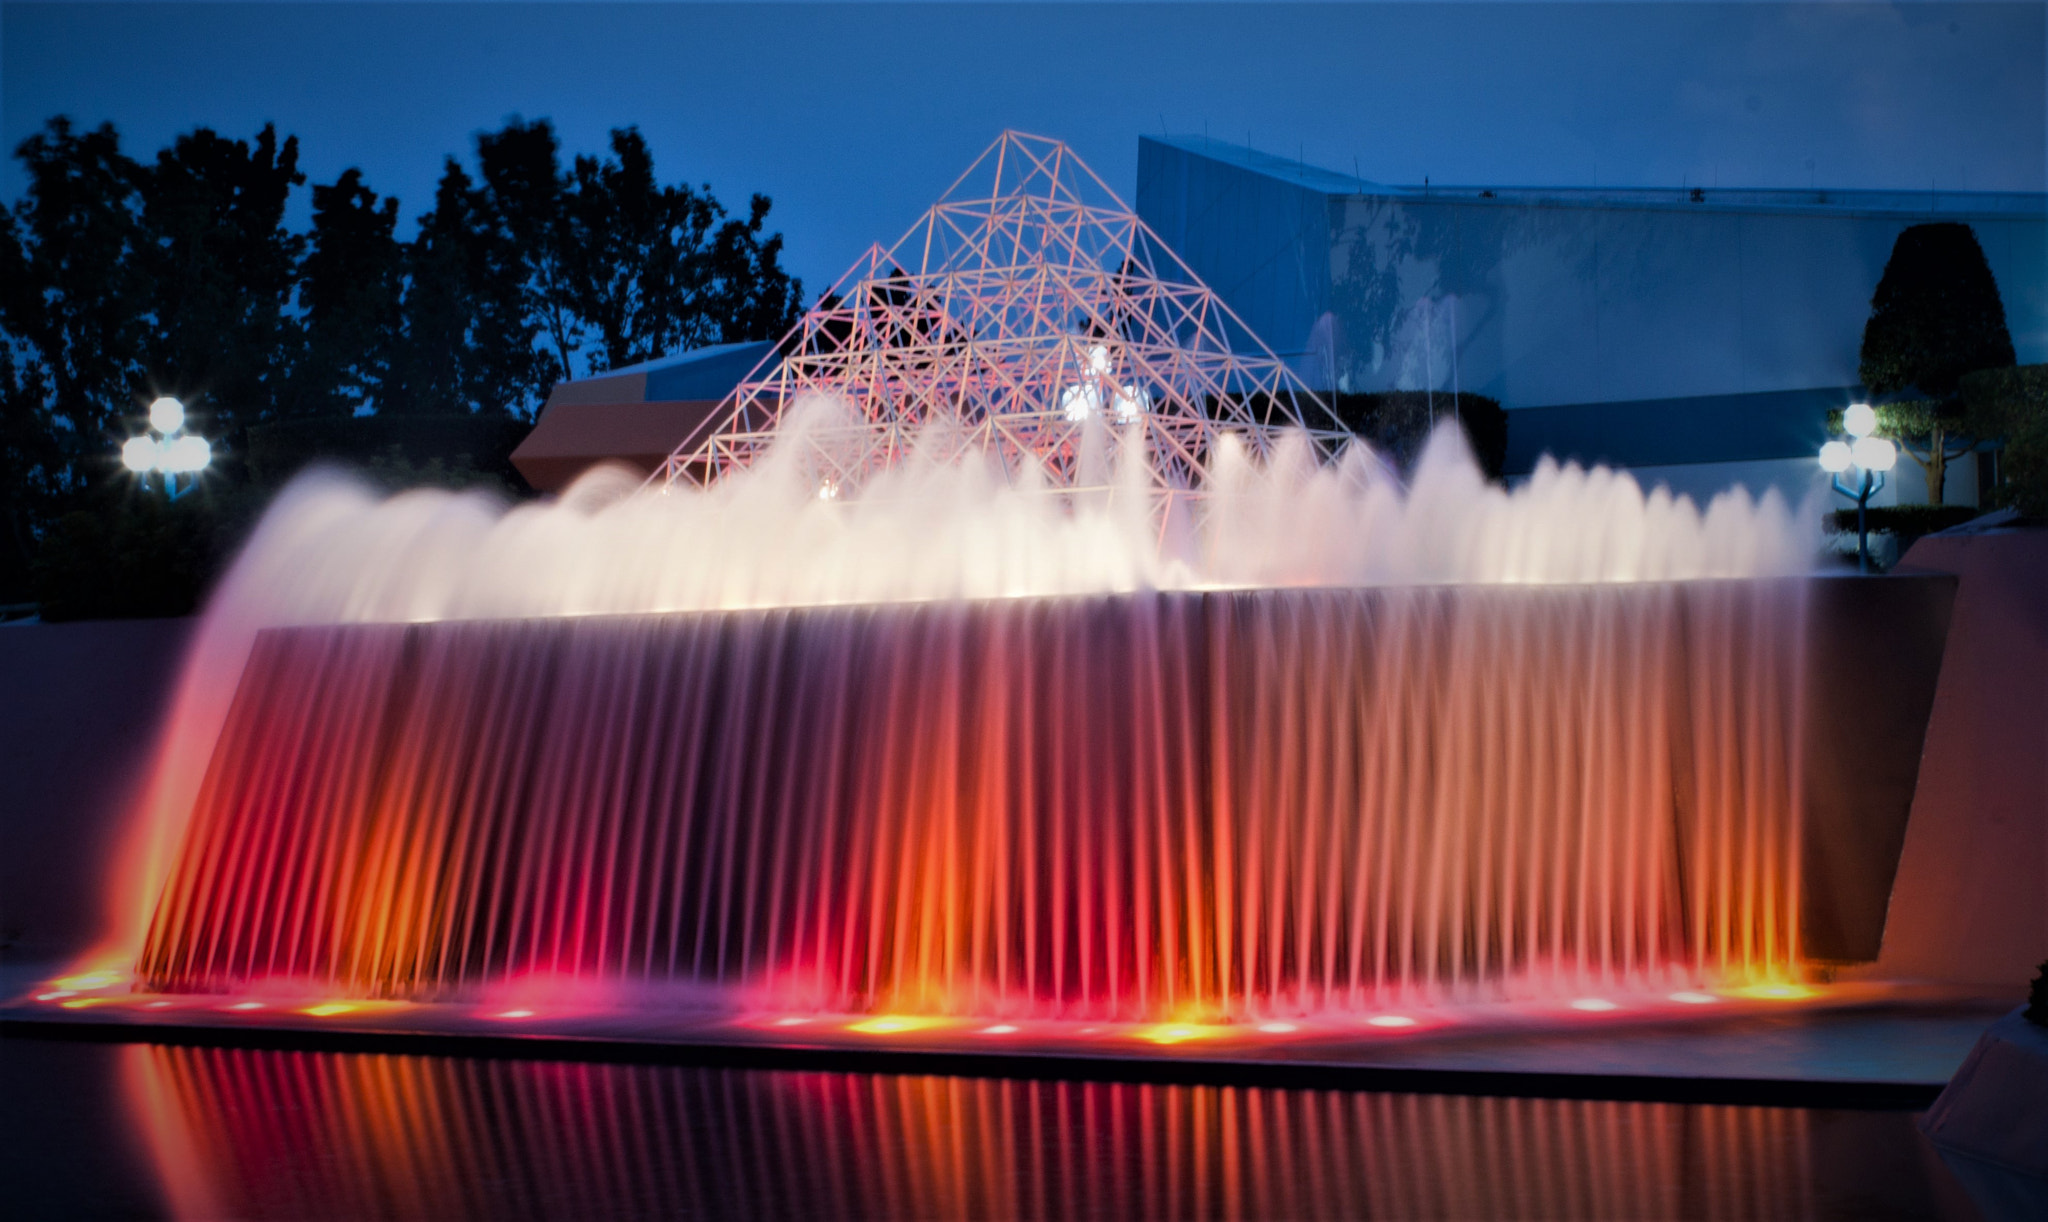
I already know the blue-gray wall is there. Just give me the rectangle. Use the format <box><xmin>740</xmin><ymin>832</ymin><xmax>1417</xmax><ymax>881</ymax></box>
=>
<box><xmin>1138</xmin><ymin>136</ymin><xmax>2047</xmax><ymax>441</ymax></box>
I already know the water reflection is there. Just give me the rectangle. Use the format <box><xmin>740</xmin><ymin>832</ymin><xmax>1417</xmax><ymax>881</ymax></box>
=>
<box><xmin>119</xmin><ymin>1043</ymin><xmax>1887</xmax><ymax>1221</ymax></box>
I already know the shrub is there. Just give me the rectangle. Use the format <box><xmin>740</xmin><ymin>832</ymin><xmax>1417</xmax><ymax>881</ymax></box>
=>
<box><xmin>1825</xmin><ymin>504</ymin><xmax>1979</xmax><ymax>539</ymax></box>
<box><xmin>1961</xmin><ymin>365</ymin><xmax>2048</xmax><ymax>519</ymax></box>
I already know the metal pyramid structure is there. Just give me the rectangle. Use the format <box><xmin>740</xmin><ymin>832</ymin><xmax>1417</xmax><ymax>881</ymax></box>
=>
<box><xmin>655</xmin><ymin>131</ymin><xmax>1350</xmax><ymax>514</ymax></box>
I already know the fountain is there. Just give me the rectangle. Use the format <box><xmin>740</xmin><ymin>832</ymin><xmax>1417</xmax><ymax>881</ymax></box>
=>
<box><xmin>38</xmin><ymin>134</ymin><xmax>1954</xmax><ymax>1045</ymax></box>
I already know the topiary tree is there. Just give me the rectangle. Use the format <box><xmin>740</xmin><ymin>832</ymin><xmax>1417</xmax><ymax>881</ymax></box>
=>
<box><xmin>1858</xmin><ymin>223</ymin><xmax>2015</xmax><ymax>504</ymax></box>
<box><xmin>1962</xmin><ymin>364</ymin><xmax>2048</xmax><ymax>519</ymax></box>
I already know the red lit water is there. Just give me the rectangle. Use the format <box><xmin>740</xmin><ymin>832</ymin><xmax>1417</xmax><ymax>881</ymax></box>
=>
<box><xmin>136</xmin><ymin>582</ymin><xmax>1807</xmax><ymax>1020</ymax></box>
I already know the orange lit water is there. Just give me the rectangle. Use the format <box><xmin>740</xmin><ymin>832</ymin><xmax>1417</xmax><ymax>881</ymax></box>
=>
<box><xmin>134</xmin><ymin>583</ymin><xmax>1807</xmax><ymax>1020</ymax></box>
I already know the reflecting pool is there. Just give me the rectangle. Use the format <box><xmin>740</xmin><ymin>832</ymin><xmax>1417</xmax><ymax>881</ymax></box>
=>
<box><xmin>5</xmin><ymin>1036</ymin><xmax>1977</xmax><ymax>1221</ymax></box>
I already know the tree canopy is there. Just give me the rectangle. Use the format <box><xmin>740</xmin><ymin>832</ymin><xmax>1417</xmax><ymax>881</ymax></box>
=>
<box><xmin>1852</xmin><ymin>222</ymin><xmax>2017</xmax><ymax>505</ymax></box>
<box><xmin>0</xmin><ymin>115</ymin><xmax>805</xmax><ymax>612</ymax></box>
<box><xmin>1860</xmin><ymin>222</ymin><xmax>2015</xmax><ymax>399</ymax></box>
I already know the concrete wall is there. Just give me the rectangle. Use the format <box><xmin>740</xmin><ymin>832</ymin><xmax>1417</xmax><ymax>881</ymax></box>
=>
<box><xmin>1845</xmin><ymin>529</ymin><xmax>2048</xmax><ymax>992</ymax></box>
<box><xmin>0</xmin><ymin>618</ymin><xmax>192</xmax><ymax>962</ymax></box>
<box><xmin>1138</xmin><ymin>138</ymin><xmax>2048</xmax><ymax>412</ymax></box>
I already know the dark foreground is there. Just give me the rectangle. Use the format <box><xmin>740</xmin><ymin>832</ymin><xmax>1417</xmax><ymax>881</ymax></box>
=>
<box><xmin>2</xmin><ymin>1033</ymin><xmax>1983</xmax><ymax>1221</ymax></box>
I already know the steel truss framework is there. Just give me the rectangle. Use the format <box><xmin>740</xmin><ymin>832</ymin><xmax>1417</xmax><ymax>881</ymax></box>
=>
<box><xmin>656</xmin><ymin>131</ymin><xmax>1353</xmax><ymax>518</ymax></box>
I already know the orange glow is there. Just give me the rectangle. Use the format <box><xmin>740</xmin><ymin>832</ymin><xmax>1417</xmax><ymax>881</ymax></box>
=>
<box><xmin>302</xmin><ymin>1003</ymin><xmax>358</xmax><ymax>1017</ymax></box>
<box><xmin>1730</xmin><ymin>983</ymin><xmax>1815</xmax><ymax>1001</ymax></box>
<box><xmin>1366</xmin><ymin>1015</ymin><xmax>1418</xmax><ymax>1029</ymax></box>
<box><xmin>61</xmin><ymin>998</ymin><xmax>107</xmax><ymax>1009</ymax></box>
<box><xmin>55</xmin><ymin>969</ymin><xmax>126</xmax><ymax>991</ymax></box>
<box><xmin>1569</xmin><ymin>999</ymin><xmax>1619</xmax><ymax>1013</ymax></box>
<box><xmin>847</xmin><ymin>1015</ymin><xmax>943</xmax><ymax>1035</ymax></box>
<box><xmin>122</xmin><ymin>586</ymin><xmax>1813</xmax><ymax>1029</ymax></box>
<box><xmin>36</xmin><ymin>991</ymin><xmax>76</xmax><ymax>1002</ymax></box>
<box><xmin>1139</xmin><ymin>1023</ymin><xmax>1223</xmax><ymax>1045</ymax></box>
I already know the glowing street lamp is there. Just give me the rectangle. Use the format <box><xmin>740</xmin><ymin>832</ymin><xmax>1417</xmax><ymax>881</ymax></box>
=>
<box><xmin>1821</xmin><ymin>403</ymin><xmax>1896</xmax><ymax>573</ymax></box>
<box><xmin>121</xmin><ymin>397</ymin><xmax>212</xmax><ymax>499</ymax></box>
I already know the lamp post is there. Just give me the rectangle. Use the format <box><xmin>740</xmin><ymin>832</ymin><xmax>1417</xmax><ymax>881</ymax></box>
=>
<box><xmin>1820</xmin><ymin>402</ymin><xmax>1897</xmax><ymax>574</ymax></box>
<box><xmin>121</xmin><ymin>397</ymin><xmax>212</xmax><ymax>499</ymax></box>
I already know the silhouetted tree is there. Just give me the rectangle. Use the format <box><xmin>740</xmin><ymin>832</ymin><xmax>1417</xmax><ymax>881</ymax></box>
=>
<box><xmin>136</xmin><ymin>124</ymin><xmax>307</xmax><ymax>435</ymax></box>
<box><xmin>561</xmin><ymin>127</ymin><xmax>802</xmax><ymax>371</ymax></box>
<box><xmin>3</xmin><ymin>114</ymin><xmax>807</xmax><ymax>608</ymax></box>
<box><xmin>0</xmin><ymin>120</ymin><xmax>151</xmax><ymax>596</ymax></box>
<box><xmin>299</xmin><ymin>167</ymin><xmax>402</xmax><ymax>417</ymax></box>
<box><xmin>1858</xmin><ymin>223</ymin><xmax>2016</xmax><ymax>502</ymax></box>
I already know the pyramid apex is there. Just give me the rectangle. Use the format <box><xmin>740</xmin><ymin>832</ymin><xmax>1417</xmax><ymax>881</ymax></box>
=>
<box><xmin>658</xmin><ymin>132</ymin><xmax>1350</xmax><ymax>514</ymax></box>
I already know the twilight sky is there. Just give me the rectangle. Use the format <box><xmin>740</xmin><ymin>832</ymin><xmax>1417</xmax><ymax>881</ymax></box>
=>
<box><xmin>5</xmin><ymin>2</ymin><xmax>2043</xmax><ymax>293</ymax></box>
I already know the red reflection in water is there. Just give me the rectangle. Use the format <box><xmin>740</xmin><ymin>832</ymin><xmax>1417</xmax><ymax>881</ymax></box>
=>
<box><xmin>122</xmin><ymin>1044</ymin><xmax>1831</xmax><ymax>1221</ymax></box>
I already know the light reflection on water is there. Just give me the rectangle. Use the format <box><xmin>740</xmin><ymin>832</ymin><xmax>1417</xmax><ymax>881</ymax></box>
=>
<box><xmin>109</xmin><ymin>1043</ymin><xmax>1967</xmax><ymax>1221</ymax></box>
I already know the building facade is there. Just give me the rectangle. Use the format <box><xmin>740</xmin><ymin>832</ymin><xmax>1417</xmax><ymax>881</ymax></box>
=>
<box><xmin>1136</xmin><ymin>136</ymin><xmax>2046</xmax><ymax>507</ymax></box>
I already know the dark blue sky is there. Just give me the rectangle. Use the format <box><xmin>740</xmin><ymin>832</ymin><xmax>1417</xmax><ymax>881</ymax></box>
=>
<box><xmin>6</xmin><ymin>2</ymin><xmax>2043</xmax><ymax>293</ymax></box>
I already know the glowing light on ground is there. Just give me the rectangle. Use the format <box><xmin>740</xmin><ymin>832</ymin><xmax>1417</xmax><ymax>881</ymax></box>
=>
<box><xmin>847</xmin><ymin>1016</ymin><xmax>944</xmax><ymax>1035</ymax></box>
<box><xmin>979</xmin><ymin>1024</ymin><xmax>1020</xmax><ymax>1035</ymax></box>
<box><xmin>60</xmin><ymin>998</ymin><xmax>106</xmax><ymax>1009</ymax></box>
<box><xmin>1140</xmin><ymin>1024</ymin><xmax>1223</xmax><ymax>1045</ymax></box>
<box><xmin>1669</xmin><ymin>991</ymin><xmax>1719</xmax><ymax>1005</ymax></box>
<box><xmin>224</xmin><ymin>1002</ymin><xmax>264</xmax><ymax>1012</ymax></box>
<box><xmin>1570</xmin><ymin>999</ymin><xmax>1620</xmax><ymax>1013</ymax></box>
<box><xmin>54</xmin><ymin>970</ymin><xmax>125</xmax><ymax>991</ymax></box>
<box><xmin>36</xmin><ymin>992</ymin><xmax>75</xmax><ymax>1002</ymax></box>
<box><xmin>1732</xmin><ymin>983</ymin><xmax>1816</xmax><ymax>1001</ymax></box>
<box><xmin>1366</xmin><ymin>1015</ymin><xmax>1419</xmax><ymax>1029</ymax></box>
<box><xmin>1257</xmin><ymin>1022</ymin><xmax>1299</xmax><ymax>1034</ymax></box>
<box><xmin>494</xmin><ymin>1009</ymin><xmax>536</xmax><ymax>1019</ymax></box>
<box><xmin>302</xmin><ymin>1003</ymin><xmax>359</xmax><ymax>1017</ymax></box>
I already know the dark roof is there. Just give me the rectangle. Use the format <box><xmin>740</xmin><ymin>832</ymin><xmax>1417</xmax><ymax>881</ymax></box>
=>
<box><xmin>541</xmin><ymin>340</ymin><xmax>777</xmax><ymax>409</ymax></box>
<box><xmin>1143</xmin><ymin>135</ymin><xmax>2048</xmax><ymax>220</ymax></box>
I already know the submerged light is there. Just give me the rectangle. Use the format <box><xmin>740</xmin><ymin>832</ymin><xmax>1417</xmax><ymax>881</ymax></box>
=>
<box><xmin>1366</xmin><ymin>1015</ymin><xmax>1418</xmax><ymax>1029</ymax></box>
<box><xmin>1732</xmin><ymin>982</ymin><xmax>1815</xmax><ymax>1001</ymax></box>
<box><xmin>1669</xmin><ymin>991</ymin><xmax>1718</xmax><ymax>1005</ymax></box>
<box><xmin>1140</xmin><ymin>1023</ymin><xmax>1222</xmax><ymax>1045</ymax></box>
<box><xmin>55</xmin><ymin>969</ymin><xmax>125</xmax><ymax>991</ymax></box>
<box><xmin>1569</xmin><ymin>998</ymin><xmax>1619</xmax><ymax>1013</ymax></box>
<box><xmin>848</xmin><ymin>1015</ymin><xmax>941</xmax><ymax>1035</ymax></box>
